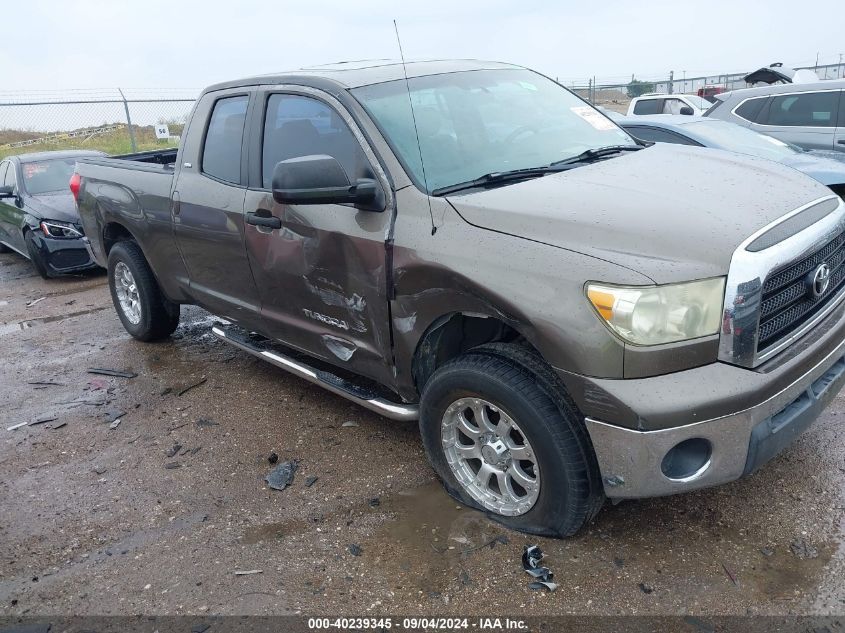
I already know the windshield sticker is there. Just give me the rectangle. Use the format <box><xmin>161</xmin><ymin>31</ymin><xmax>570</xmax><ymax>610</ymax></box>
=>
<box><xmin>570</xmin><ymin>106</ymin><xmax>616</xmax><ymax>131</ymax></box>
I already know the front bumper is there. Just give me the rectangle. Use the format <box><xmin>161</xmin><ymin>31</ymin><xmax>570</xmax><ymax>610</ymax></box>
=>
<box><xmin>29</xmin><ymin>232</ymin><xmax>99</xmax><ymax>274</ymax></box>
<box><xmin>566</xmin><ymin>297</ymin><xmax>845</xmax><ymax>499</ymax></box>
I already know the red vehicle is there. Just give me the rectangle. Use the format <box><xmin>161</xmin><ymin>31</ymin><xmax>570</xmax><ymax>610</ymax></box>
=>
<box><xmin>697</xmin><ymin>86</ymin><xmax>726</xmax><ymax>103</ymax></box>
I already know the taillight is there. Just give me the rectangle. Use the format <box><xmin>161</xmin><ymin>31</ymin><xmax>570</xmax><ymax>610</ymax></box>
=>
<box><xmin>69</xmin><ymin>173</ymin><xmax>81</xmax><ymax>201</ymax></box>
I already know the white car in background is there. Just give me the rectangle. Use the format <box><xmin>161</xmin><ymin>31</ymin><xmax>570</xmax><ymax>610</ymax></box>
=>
<box><xmin>627</xmin><ymin>93</ymin><xmax>711</xmax><ymax>116</ymax></box>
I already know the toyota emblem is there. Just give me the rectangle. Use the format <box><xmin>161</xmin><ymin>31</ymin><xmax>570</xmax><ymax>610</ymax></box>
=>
<box><xmin>811</xmin><ymin>263</ymin><xmax>831</xmax><ymax>298</ymax></box>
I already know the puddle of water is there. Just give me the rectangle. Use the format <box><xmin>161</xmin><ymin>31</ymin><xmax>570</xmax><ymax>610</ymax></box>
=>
<box><xmin>364</xmin><ymin>482</ymin><xmax>510</xmax><ymax>595</ymax></box>
<box><xmin>242</xmin><ymin>519</ymin><xmax>308</xmax><ymax>545</ymax></box>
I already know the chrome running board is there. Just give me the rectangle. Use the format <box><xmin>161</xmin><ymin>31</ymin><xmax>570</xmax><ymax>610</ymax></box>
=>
<box><xmin>211</xmin><ymin>324</ymin><xmax>419</xmax><ymax>422</ymax></box>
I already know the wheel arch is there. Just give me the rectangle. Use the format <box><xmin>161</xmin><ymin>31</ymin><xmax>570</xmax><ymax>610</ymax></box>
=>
<box><xmin>410</xmin><ymin>310</ymin><xmax>548</xmax><ymax>395</ymax></box>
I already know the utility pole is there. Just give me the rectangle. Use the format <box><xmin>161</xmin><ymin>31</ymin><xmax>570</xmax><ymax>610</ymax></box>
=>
<box><xmin>683</xmin><ymin>70</ymin><xmax>686</xmax><ymax>93</ymax></box>
<box><xmin>668</xmin><ymin>70</ymin><xmax>674</xmax><ymax>94</ymax></box>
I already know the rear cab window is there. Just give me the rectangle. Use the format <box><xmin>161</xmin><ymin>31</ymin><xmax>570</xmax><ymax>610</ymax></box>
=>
<box><xmin>633</xmin><ymin>98</ymin><xmax>662</xmax><ymax>115</ymax></box>
<box><xmin>201</xmin><ymin>95</ymin><xmax>249</xmax><ymax>183</ymax></box>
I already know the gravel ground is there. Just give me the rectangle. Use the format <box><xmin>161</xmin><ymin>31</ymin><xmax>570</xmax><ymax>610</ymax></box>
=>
<box><xmin>0</xmin><ymin>250</ymin><xmax>843</xmax><ymax>618</ymax></box>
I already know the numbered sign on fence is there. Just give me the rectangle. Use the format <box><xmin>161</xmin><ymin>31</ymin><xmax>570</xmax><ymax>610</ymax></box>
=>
<box><xmin>155</xmin><ymin>124</ymin><xmax>170</xmax><ymax>139</ymax></box>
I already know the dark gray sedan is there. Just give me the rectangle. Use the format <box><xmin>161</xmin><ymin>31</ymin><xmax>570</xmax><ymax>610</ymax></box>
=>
<box><xmin>0</xmin><ymin>150</ymin><xmax>104</xmax><ymax>278</ymax></box>
<box><xmin>618</xmin><ymin>115</ymin><xmax>845</xmax><ymax>197</ymax></box>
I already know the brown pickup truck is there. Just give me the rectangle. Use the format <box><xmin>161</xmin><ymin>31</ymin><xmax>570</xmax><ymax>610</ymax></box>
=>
<box><xmin>74</xmin><ymin>60</ymin><xmax>845</xmax><ymax>537</ymax></box>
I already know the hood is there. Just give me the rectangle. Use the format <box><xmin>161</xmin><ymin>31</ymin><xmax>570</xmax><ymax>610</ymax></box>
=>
<box><xmin>447</xmin><ymin>144</ymin><xmax>834</xmax><ymax>284</ymax></box>
<box><xmin>777</xmin><ymin>152</ymin><xmax>845</xmax><ymax>187</ymax></box>
<box><xmin>24</xmin><ymin>191</ymin><xmax>81</xmax><ymax>224</ymax></box>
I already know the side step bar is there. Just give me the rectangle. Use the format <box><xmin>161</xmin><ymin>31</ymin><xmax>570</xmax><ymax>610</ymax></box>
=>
<box><xmin>211</xmin><ymin>324</ymin><xmax>419</xmax><ymax>422</ymax></box>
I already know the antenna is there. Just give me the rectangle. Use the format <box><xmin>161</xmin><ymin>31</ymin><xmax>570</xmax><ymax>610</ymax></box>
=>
<box><xmin>393</xmin><ymin>20</ymin><xmax>436</xmax><ymax>235</ymax></box>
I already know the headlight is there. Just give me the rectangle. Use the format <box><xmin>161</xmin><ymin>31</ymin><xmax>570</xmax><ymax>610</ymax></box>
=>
<box><xmin>40</xmin><ymin>220</ymin><xmax>83</xmax><ymax>239</ymax></box>
<box><xmin>586</xmin><ymin>278</ymin><xmax>725</xmax><ymax>346</ymax></box>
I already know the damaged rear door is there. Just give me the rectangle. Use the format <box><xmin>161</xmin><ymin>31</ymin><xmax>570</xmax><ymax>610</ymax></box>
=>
<box><xmin>242</xmin><ymin>88</ymin><xmax>395</xmax><ymax>386</ymax></box>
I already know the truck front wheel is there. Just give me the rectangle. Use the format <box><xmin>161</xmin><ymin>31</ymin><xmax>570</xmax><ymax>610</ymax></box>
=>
<box><xmin>419</xmin><ymin>345</ymin><xmax>604</xmax><ymax>537</ymax></box>
<box><xmin>107</xmin><ymin>241</ymin><xmax>180</xmax><ymax>341</ymax></box>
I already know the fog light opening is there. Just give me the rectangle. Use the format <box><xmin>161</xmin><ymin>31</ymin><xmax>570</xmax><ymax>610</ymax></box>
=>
<box><xmin>661</xmin><ymin>438</ymin><xmax>712</xmax><ymax>481</ymax></box>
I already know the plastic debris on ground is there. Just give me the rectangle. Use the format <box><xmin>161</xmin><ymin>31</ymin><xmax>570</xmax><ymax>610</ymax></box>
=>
<box><xmin>265</xmin><ymin>459</ymin><xmax>299</xmax><ymax>491</ymax></box>
<box><xmin>522</xmin><ymin>544</ymin><xmax>557</xmax><ymax>592</ymax></box>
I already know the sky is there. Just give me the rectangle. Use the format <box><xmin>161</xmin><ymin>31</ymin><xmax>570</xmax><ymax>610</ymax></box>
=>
<box><xmin>2</xmin><ymin>0</ymin><xmax>844</xmax><ymax>94</ymax></box>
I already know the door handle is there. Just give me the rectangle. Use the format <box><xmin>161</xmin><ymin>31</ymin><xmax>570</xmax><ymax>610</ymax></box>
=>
<box><xmin>246</xmin><ymin>211</ymin><xmax>281</xmax><ymax>230</ymax></box>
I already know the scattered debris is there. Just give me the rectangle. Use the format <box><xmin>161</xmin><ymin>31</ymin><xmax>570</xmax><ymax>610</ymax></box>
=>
<box><xmin>464</xmin><ymin>534</ymin><xmax>509</xmax><ymax>554</ymax></box>
<box><xmin>196</xmin><ymin>417</ymin><xmax>219</xmax><ymax>428</ymax></box>
<box><xmin>166</xmin><ymin>444</ymin><xmax>183</xmax><ymax>458</ymax></box>
<box><xmin>341</xmin><ymin>420</ymin><xmax>359</xmax><ymax>428</ymax></box>
<box><xmin>348</xmin><ymin>543</ymin><xmax>363</xmax><ymax>556</ymax></box>
<box><xmin>190</xmin><ymin>446</ymin><xmax>202</xmax><ymax>455</ymax></box>
<box><xmin>49</xmin><ymin>421</ymin><xmax>67</xmax><ymax>430</ymax></box>
<box><xmin>191</xmin><ymin>624</ymin><xmax>211</xmax><ymax>633</ymax></box>
<box><xmin>368</xmin><ymin>497</ymin><xmax>380</xmax><ymax>508</ymax></box>
<box><xmin>613</xmin><ymin>557</ymin><xmax>625</xmax><ymax>568</ymax></box>
<box><xmin>759</xmin><ymin>546</ymin><xmax>775</xmax><ymax>557</ymax></box>
<box><xmin>7</xmin><ymin>422</ymin><xmax>28</xmax><ymax>431</ymax></box>
<box><xmin>458</xmin><ymin>570</ymin><xmax>472</xmax><ymax>586</ymax></box>
<box><xmin>27</xmin><ymin>381</ymin><xmax>64</xmax><ymax>387</ymax></box>
<box><xmin>26</xmin><ymin>297</ymin><xmax>46</xmax><ymax>307</ymax></box>
<box><xmin>102</xmin><ymin>408</ymin><xmax>126</xmax><ymax>423</ymax></box>
<box><xmin>88</xmin><ymin>368</ymin><xmax>137</xmax><ymax>379</ymax></box>
<box><xmin>233</xmin><ymin>569</ymin><xmax>263</xmax><ymax>576</ymax></box>
<box><xmin>722</xmin><ymin>563</ymin><xmax>738</xmax><ymax>587</ymax></box>
<box><xmin>522</xmin><ymin>545</ymin><xmax>557</xmax><ymax>592</ymax></box>
<box><xmin>93</xmin><ymin>466</ymin><xmax>107</xmax><ymax>475</ymax></box>
<box><xmin>177</xmin><ymin>377</ymin><xmax>207</xmax><ymax>396</ymax></box>
<box><xmin>109</xmin><ymin>419</ymin><xmax>122</xmax><ymax>430</ymax></box>
<box><xmin>304</xmin><ymin>476</ymin><xmax>319</xmax><ymax>487</ymax></box>
<box><xmin>29</xmin><ymin>414</ymin><xmax>57</xmax><ymax>426</ymax></box>
<box><xmin>790</xmin><ymin>538</ymin><xmax>819</xmax><ymax>559</ymax></box>
<box><xmin>87</xmin><ymin>377</ymin><xmax>109</xmax><ymax>391</ymax></box>
<box><xmin>164</xmin><ymin>462</ymin><xmax>182</xmax><ymax>470</ymax></box>
<box><xmin>265</xmin><ymin>460</ymin><xmax>299</xmax><ymax>490</ymax></box>
<box><xmin>268</xmin><ymin>451</ymin><xmax>279</xmax><ymax>465</ymax></box>
<box><xmin>638</xmin><ymin>582</ymin><xmax>654</xmax><ymax>595</ymax></box>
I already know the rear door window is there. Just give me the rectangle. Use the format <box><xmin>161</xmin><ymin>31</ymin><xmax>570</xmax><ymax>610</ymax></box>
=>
<box><xmin>0</xmin><ymin>162</ymin><xmax>8</xmax><ymax>187</ymax></box>
<box><xmin>734</xmin><ymin>97</ymin><xmax>766</xmax><ymax>123</ymax></box>
<box><xmin>633</xmin><ymin>98</ymin><xmax>662</xmax><ymax>115</ymax></box>
<box><xmin>261</xmin><ymin>94</ymin><xmax>368</xmax><ymax>189</ymax></box>
<box><xmin>201</xmin><ymin>95</ymin><xmax>249</xmax><ymax>184</ymax></box>
<box><xmin>762</xmin><ymin>91</ymin><xmax>839</xmax><ymax>127</ymax></box>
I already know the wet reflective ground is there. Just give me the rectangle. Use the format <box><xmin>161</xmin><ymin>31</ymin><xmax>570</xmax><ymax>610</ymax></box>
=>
<box><xmin>0</xmin><ymin>250</ymin><xmax>843</xmax><ymax>616</ymax></box>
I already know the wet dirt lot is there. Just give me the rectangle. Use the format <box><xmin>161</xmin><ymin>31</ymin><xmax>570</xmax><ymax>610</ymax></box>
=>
<box><xmin>1</xmin><ymin>251</ymin><xmax>844</xmax><ymax>618</ymax></box>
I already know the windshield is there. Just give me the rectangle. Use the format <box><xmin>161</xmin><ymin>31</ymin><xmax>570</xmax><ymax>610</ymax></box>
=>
<box><xmin>352</xmin><ymin>69</ymin><xmax>636</xmax><ymax>193</ymax></box>
<box><xmin>21</xmin><ymin>159</ymin><xmax>78</xmax><ymax>195</ymax></box>
<box><xmin>684</xmin><ymin>120</ymin><xmax>799</xmax><ymax>160</ymax></box>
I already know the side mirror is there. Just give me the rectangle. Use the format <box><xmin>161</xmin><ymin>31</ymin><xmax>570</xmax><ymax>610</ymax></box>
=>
<box><xmin>679</xmin><ymin>106</ymin><xmax>695</xmax><ymax>116</ymax></box>
<box><xmin>272</xmin><ymin>155</ymin><xmax>377</xmax><ymax>207</ymax></box>
<box><xmin>0</xmin><ymin>185</ymin><xmax>15</xmax><ymax>199</ymax></box>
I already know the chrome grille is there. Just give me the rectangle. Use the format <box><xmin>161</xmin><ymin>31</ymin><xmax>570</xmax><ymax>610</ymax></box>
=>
<box><xmin>757</xmin><ymin>230</ymin><xmax>845</xmax><ymax>350</ymax></box>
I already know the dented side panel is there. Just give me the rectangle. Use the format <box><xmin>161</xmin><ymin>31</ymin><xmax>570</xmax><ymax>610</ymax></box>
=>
<box><xmin>389</xmin><ymin>192</ymin><xmax>653</xmax><ymax>402</ymax></box>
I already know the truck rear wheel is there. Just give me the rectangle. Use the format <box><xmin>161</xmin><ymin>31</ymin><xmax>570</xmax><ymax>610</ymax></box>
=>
<box><xmin>107</xmin><ymin>241</ymin><xmax>180</xmax><ymax>341</ymax></box>
<box><xmin>419</xmin><ymin>344</ymin><xmax>604</xmax><ymax>537</ymax></box>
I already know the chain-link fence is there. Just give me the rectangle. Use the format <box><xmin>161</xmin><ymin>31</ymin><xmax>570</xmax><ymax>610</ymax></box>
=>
<box><xmin>0</xmin><ymin>89</ymin><xmax>198</xmax><ymax>159</ymax></box>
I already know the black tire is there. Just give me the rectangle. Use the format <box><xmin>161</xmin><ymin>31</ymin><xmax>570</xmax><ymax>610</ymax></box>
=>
<box><xmin>419</xmin><ymin>343</ymin><xmax>605</xmax><ymax>538</ymax></box>
<box><xmin>25</xmin><ymin>231</ymin><xmax>52</xmax><ymax>279</ymax></box>
<box><xmin>107</xmin><ymin>241</ymin><xmax>180</xmax><ymax>341</ymax></box>
<box><xmin>0</xmin><ymin>242</ymin><xmax>10</xmax><ymax>253</ymax></box>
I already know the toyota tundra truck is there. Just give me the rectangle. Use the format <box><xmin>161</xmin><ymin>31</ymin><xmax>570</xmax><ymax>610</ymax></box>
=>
<box><xmin>72</xmin><ymin>60</ymin><xmax>845</xmax><ymax>537</ymax></box>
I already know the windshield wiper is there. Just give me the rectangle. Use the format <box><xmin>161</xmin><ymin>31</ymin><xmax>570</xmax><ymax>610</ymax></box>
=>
<box><xmin>431</xmin><ymin>145</ymin><xmax>645</xmax><ymax>197</ymax></box>
<box><xmin>431</xmin><ymin>166</ymin><xmax>564</xmax><ymax>196</ymax></box>
<box><xmin>549</xmin><ymin>144</ymin><xmax>643</xmax><ymax>167</ymax></box>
